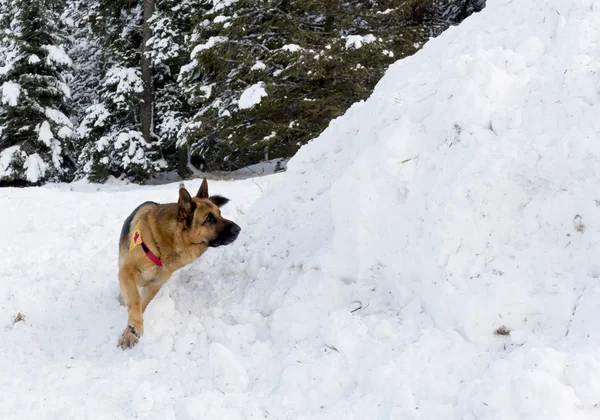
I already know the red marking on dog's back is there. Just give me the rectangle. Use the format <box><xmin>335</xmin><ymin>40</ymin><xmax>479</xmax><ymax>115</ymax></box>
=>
<box><xmin>134</xmin><ymin>232</ymin><xmax>140</xmax><ymax>243</ymax></box>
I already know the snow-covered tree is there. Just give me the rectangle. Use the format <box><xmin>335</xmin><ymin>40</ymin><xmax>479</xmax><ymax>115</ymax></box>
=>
<box><xmin>0</xmin><ymin>0</ymin><xmax>485</xmax><ymax>184</ymax></box>
<box><xmin>72</xmin><ymin>0</ymin><xmax>201</xmax><ymax>183</ymax></box>
<box><xmin>148</xmin><ymin>0</ymin><xmax>199</xmax><ymax>178</ymax></box>
<box><xmin>178</xmin><ymin>0</ymin><xmax>485</xmax><ymax>172</ymax></box>
<box><xmin>72</xmin><ymin>0</ymin><xmax>166</xmax><ymax>183</ymax></box>
<box><xmin>0</xmin><ymin>0</ymin><xmax>75</xmax><ymax>185</ymax></box>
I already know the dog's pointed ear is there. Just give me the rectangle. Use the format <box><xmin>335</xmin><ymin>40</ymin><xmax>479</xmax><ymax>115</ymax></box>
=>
<box><xmin>209</xmin><ymin>195</ymin><xmax>229</xmax><ymax>207</ymax></box>
<box><xmin>197</xmin><ymin>177</ymin><xmax>209</xmax><ymax>199</ymax></box>
<box><xmin>178</xmin><ymin>188</ymin><xmax>195</xmax><ymax>227</ymax></box>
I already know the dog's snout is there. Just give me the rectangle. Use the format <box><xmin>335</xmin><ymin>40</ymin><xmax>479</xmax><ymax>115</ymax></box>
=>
<box><xmin>229</xmin><ymin>223</ymin><xmax>241</xmax><ymax>236</ymax></box>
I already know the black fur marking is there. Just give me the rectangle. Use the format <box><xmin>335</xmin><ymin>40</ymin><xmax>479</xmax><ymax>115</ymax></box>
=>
<box><xmin>185</xmin><ymin>200</ymin><xmax>196</xmax><ymax>228</ymax></box>
<box><xmin>119</xmin><ymin>201</ymin><xmax>159</xmax><ymax>247</ymax></box>
<box><xmin>209</xmin><ymin>195</ymin><xmax>229</xmax><ymax>207</ymax></box>
<box><xmin>128</xmin><ymin>325</ymin><xmax>140</xmax><ymax>338</ymax></box>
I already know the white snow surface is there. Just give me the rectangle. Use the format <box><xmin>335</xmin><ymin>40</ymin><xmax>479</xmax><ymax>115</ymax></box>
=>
<box><xmin>344</xmin><ymin>34</ymin><xmax>376</xmax><ymax>50</ymax></box>
<box><xmin>0</xmin><ymin>146</ymin><xmax>23</xmax><ymax>178</ymax></box>
<box><xmin>28</xmin><ymin>54</ymin><xmax>41</xmax><ymax>64</ymax></box>
<box><xmin>37</xmin><ymin>120</ymin><xmax>54</xmax><ymax>147</ymax></box>
<box><xmin>4</xmin><ymin>0</ymin><xmax>600</xmax><ymax>419</ymax></box>
<box><xmin>23</xmin><ymin>153</ymin><xmax>47</xmax><ymax>183</ymax></box>
<box><xmin>250</xmin><ymin>60</ymin><xmax>266</xmax><ymax>71</ymax></box>
<box><xmin>191</xmin><ymin>36</ymin><xmax>228</xmax><ymax>58</ymax></box>
<box><xmin>238</xmin><ymin>82</ymin><xmax>267</xmax><ymax>110</ymax></box>
<box><xmin>42</xmin><ymin>45</ymin><xmax>73</xmax><ymax>67</ymax></box>
<box><xmin>104</xmin><ymin>67</ymin><xmax>144</xmax><ymax>101</ymax></box>
<box><xmin>1</xmin><ymin>81</ymin><xmax>20</xmax><ymax>106</ymax></box>
<box><xmin>280</xmin><ymin>44</ymin><xmax>302</xmax><ymax>52</ymax></box>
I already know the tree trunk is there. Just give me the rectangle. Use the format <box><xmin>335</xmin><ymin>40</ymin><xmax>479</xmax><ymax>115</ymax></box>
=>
<box><xmin>324</xmin><ymin>0</ymin><xmax>339</xmax><ymax>33</ymax></box>
<box><xmin>140</xmin><ymin>0</ymin><xmax>154</xmax><ymax>144</ymax></box>
<box><xmin>177</xmin><ymin>144</ymin><xmax>193</xmax><ymax>179</ymax></box>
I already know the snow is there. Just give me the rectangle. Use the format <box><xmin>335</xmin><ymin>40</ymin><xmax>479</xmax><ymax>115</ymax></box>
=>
<box><xmin>1</xmin><ymin>81</ymin><xmax>20</xmax><ymax>106</ymax></box>
<box><xmin>210</xmin><ymin>0</ymin><xmax>238</xmax><ymax>12</ymax></box>
<box><xmin>4</xmin><ymin>0</ymin><xmax>600</xmax><ymax>419</ymax></box>
<box><xmin>104</xmin><ymin>67</ymin><xmax>144</xmax><ymax>102</ymax></box>
<box><xmin>35</xmin><ymin>120</ymin><xmax>64</xmax><ymax>170</ymax></box>
<box><xmin>77</xmin><ymin>104</ymin><xmax>110</xmax><ymax>138</ymax></box>
<box><xmin>58</xmin><ymin>81</ymin><xmax>71</xmax><ymax>99</ymax></box>
<box><xmin>42</xmin><ymin>45</ymin><xmax>73</xmax><ymax>67</ymax></box>
<box><xmin>237</xmin><ymin>82</ymin><xmax>267</xmax><ymax>110</ymax></box>
<box><xmin>213</xmin><ymin>15</ymin><xmax>230</xmax><ymax>23</ymax></box>
<box><xmin>199</xmin><ymin>83</ymin><xmax>214</xmax><ymax>99</ymax></box>
<box><xmin>37</xmin><ymin>120</ymin><xmax>54</xmax><ymax>147</ymax></box>
<box><xmin>45</xmin><ymin>108</ymin><xmax>73</xmax><ymax>128</ymax></box>
<box><xmin>344</xmin><ymin>34</ymin><xmax>376</xmax><ymax>50</ymax></box>
<box><xmin>232</xmin><ymin>158</ymin><xmax>288</xmax><ymax>177</ymax></box>
<box><xmin>250</xmin><ymin>60</ymin><xmax>266</xmax><ymax>71</ymax></box>
<box><xmin>0</xmin><ymin>145</ymin><xmax>23</xmax><ymax>178</ymax></box>
<box><xmin>191</xmin><ymin>36</ymin><xmax>228</xmax><ymax>58</ymax></box>
<box><xmin>28</xmin><ymin>54</ymin><xmax>40</xmax><ymax>64</ymax></box>
<box><xmin>280</xmin><ymin>44</ymin><xmax>302</xmax><ymax>52</ymax></box>
<box><xmin>23</xmin><ymin>153</ymin><xmax>47</xmax><ymax>183</ymax></box>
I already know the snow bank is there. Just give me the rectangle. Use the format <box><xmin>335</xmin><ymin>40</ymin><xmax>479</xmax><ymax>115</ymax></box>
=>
<box><xmin>4</xmin><ymin>0</ymin><xmax>600</xmax><ymax>419</ymax></box>
<box><xmin>238</xmin><ymin>81</ymin><xmax>267</xmax><ymax>110</ymax></box>
<box><xmin>192</xmin><ymin>0</ymin><xmax>600</xmax><ymax>418</ymax></box>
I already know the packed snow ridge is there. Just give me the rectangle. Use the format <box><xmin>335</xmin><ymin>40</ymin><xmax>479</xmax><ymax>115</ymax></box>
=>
<box><xmin>3</xmin><ymin>0</ymin><xmax>600</xmax><ymax>418</ymax></box>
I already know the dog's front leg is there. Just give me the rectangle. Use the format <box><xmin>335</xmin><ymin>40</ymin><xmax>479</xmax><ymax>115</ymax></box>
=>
<box><xmin>118</xmin><ymin>264</ymin><xmax>144</xmax><ymax>349</ymax></box>
<box><xmin>141</xmin><ymin>280</ymin><xmax>166</xmax><ymax>313</ymax></box>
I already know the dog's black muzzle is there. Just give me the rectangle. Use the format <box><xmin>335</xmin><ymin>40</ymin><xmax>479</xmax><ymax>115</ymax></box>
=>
<box><xmin>209</xmin><ymin>222</ymin><xmax>241</xmax><ymax>247</ymax></box>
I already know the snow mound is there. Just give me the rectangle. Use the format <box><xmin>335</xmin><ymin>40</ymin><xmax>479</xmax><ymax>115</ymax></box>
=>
<box><xmin>192</xmin><ymin>0</ymin><xmax>600</xmax><ymax>418</ymax></box>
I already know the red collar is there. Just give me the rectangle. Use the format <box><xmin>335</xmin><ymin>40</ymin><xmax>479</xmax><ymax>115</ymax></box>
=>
<box><xmin>141</xmin><ymin>242</ymin><xmax>163</xmax><ymax>266</ymax></box>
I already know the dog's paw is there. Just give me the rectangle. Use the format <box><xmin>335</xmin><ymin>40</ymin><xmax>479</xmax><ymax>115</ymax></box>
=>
<box><xmin>118</xmin><ymin>323</ymin><xmax>143</xmax><ymax>350</ymax></box>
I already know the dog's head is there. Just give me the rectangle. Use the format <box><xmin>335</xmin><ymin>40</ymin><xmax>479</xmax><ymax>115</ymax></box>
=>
<box><xmin>177</xmin><ymin>177</ymin><xmax>241</xmax><ymax>247</ymax></box>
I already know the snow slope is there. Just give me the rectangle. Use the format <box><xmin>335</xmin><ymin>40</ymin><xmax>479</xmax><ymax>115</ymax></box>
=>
<box><xmin>4</xmin><ymin>0</ymin><xmax>600</xmax><ymax>418</ymax></box>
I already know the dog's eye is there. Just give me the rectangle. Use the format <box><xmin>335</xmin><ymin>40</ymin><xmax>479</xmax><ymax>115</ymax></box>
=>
<box><xmin>203</xmin><ymin>213</ymin><xmax>216</xmax><ymax>224</ymax></box>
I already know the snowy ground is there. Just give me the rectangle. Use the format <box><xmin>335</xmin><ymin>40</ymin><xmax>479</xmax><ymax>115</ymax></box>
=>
<box><xmin>4</xmin><ymin>0</ymin><xmax>600</xmax><ymax>418</ymax></box>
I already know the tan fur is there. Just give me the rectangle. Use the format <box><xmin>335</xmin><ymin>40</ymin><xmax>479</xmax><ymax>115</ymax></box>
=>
<box><xmin>117</xmin><ymin>177</ymin><xmax>240</xmax><ymax>349</ymax></box>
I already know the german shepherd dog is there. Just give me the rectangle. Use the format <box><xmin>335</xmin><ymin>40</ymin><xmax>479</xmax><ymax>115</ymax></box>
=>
<box><xmin>117</xmin><ymin>177</ymin><xmax>240</xmax><ymax>349</ymax></box>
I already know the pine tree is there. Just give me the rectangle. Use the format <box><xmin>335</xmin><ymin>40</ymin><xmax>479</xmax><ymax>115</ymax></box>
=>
<box><xmin>148</xmin><ymin>0</ymin><xmax>199</xmax><ymax>179</ymax></box>
<box><xmin>0</xmin><ymin>0</ymin><xmax>485</xmax><ymax>184</ymax></box>
<box><xmin>178</xmin><ymin>0</ymin><xmax>485</xmax><ymax>172</ymax></box>
<box><xmin>0</xmin><ymin>0</ymin><xmax>75</xmax><ymax>185</ymax></box>
<box><xmin>63</xmin><ymin>0</ymin><xmax>103</xmax><ymax>178</ymax></box>
<box><xmin>74</xmin><ymin>0</ymin><xmax>166</xmax><ymax>183</ymax></box>
<box><xmin>413</xmin><ymin>0</ymin><xmax>485</xmax><ymax>36</ymax></box>
<box><xmin>73</xmin><ymin>0</ymin><xmax>201</xmax><ymax>183</ymax></box>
